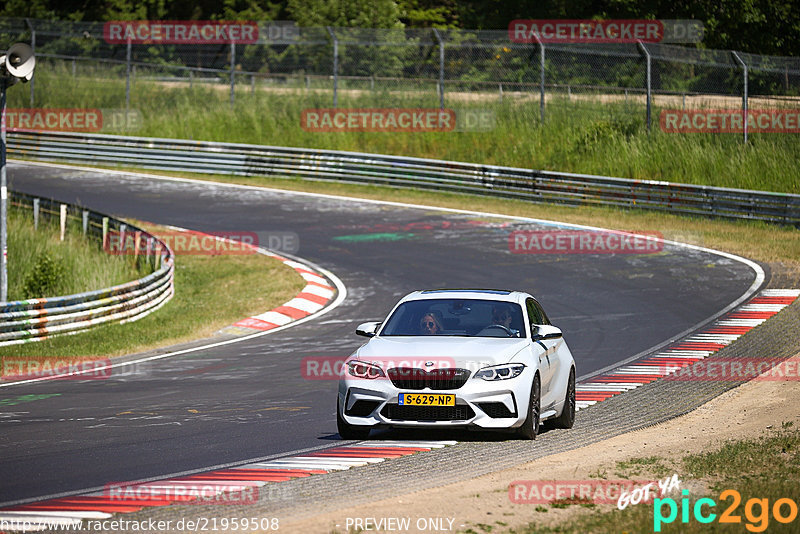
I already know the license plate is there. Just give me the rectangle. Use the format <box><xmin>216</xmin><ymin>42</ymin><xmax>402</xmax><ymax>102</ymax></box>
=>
<box><xmin>398</xmin><ymin>393</ymin><xmax>455</xmax><ymax>406</ymax></box>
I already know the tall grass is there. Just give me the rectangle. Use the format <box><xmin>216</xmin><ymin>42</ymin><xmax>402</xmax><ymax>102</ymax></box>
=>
<box><xmin>9</xmin><ymin>60</ymin><xmax>799</xmax><ymax>194</ymax></box>
<box><xmin>7</xmin><ymin>206</ymin><xmax>146</xmax><ymax>301</ymax></box>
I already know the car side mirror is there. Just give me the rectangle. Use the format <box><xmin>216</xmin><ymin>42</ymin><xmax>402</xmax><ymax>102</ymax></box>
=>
<box><xmin>532</xmin><ymin>324</ymin><xmax>563</xmax><ymax>341</ymax></box>
<box><xmin>356</xmin><ymin>321</ymin><xmax>381</xmax><ymax>338</ymax></box>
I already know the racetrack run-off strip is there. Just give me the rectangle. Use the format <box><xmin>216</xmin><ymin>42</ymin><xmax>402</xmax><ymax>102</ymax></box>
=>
<box><xmin>575</xmin><ymin>289</ymin><xmax>800</xmax><ymax>410</ymax></box>
<box><xmin>0</xmin><ymin>442</ymin><xmax>457</xmax><ymax>531</ymax></box>
<box><xmin>2</xmin><ymin>290</ymin><xmax>796</xmax><ymax>531</ymax></box>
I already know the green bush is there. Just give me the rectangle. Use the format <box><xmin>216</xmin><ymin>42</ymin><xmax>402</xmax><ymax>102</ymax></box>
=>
<box><xmin>22</xmin><ymin>253</ymin><xmax>66</xmax><ymax>298</ymax></box>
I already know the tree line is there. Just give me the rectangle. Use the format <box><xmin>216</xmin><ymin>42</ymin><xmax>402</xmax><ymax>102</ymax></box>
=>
<box><xmin>1</xmin><ymin>0</ymin><xmax>798</xmax><ymax>57</ymax></box>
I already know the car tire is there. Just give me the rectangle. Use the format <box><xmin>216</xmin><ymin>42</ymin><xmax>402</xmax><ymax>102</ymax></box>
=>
<box><xmin>517</xmin><ymin>373</ymin><xmax>540</xmax><ymax>440</ymax></box>
<box><xmin>552</xmin><ymin>367</ymin><xmax>576</xmax><ymax>429</ymax></box>
<box><xmin>337</xmin><ymin>399</ymin><xmax>371</xmax><ymax>440</ymax></box>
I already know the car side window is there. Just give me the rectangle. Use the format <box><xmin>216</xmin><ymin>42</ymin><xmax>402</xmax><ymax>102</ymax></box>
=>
<box><xmin>532</xmin><ymin>300</ymin><xmax>551</xmax><ymax>325</ymax></box>
<box><xmin>526</xmin><ymin>298</ymin><xmax>543</xmax><ymax>330</ymax></box>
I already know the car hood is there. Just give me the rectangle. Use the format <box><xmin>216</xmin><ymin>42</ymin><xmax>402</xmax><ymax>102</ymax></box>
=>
<box><xmin>354</xmin><ymin>336</ymin><xmax>529</xmax><ymax>372</ymax></box>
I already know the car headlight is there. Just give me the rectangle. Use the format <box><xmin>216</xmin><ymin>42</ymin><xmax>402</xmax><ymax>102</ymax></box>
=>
<box><xmin>474</xmin><ymin>363</ymin><xmax>526</xmax><ymax>381</ymax></box>
<box><xmin>347</xmin><ymin>360</ymin><xmax>386</xmax><ymax>379</ymax></box>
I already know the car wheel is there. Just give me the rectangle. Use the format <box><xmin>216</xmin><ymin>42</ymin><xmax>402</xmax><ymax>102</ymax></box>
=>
<box><xmin>552</xmin><ymin>367</ymin><xmax>575</xmax><ymax>429</ymax></box>
<box><xmin>517</xmin><ymin>373</ymin><xmax>540</xmax><ymax>440</ymax></box>
<box><xmin>337</xmin><ymin>399</ymin><xmax>371</xmax><ymax>440</ymax></box>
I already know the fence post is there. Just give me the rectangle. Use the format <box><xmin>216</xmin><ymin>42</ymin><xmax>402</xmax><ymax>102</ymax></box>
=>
<box><xmin>732</xmin><ymin>51</ymin><xmax>748</xmax><ymax>144</ymax></box>
<box><xmin>125</xmin><ymin>37</ymin><xmax>131</xmax><ymax>112</ymax></box>
<box><xmin>25</xmin><ymin>18</ymin><xmax>35</xmax><ymax>106</ymax></box>
<box><xmin>531</xmin><ymin>32</ymin><xmax>545</xmax><ymax>123</ymax></box>
<box><xmin>59</xmin><ymin>204</ymin><xmax>67</xmax><ymax>241</ymax></box>
<box><xmin>432</xmin><ymin>28</ymin><xmax>445</xmax><ymax>110</ymax></box>
<box><xmin>637</xmin><ymin>41</ymin><xmax>652</xmax><ymax>132</ymax></box>
<box><xmin>326</xmin><ymin>27</ymin><xmax>338</xmax><ymax>108</ymax></box>
<box><xmin>230</xmin><ymin>41</ymin><xmax>236</xmax><ymax>109</ymax></box>
<box><xmin>33</xmin><ymin>198</ymin><xmax>40</xmax><ymax>230</ymax></box>
<box><xmin>82</xmin><ymin>209</ymin><xmax>88</xmax><ymax>235</ymax></box>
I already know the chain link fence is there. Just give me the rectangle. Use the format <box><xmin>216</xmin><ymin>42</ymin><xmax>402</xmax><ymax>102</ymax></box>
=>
<box><xmin>1</xmin><ymin>18</ymin><xmax>799</xmax><ymax>140</ymax></box>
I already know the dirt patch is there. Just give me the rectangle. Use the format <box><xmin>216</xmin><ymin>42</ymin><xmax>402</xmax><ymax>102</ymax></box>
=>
<box><xmin>281</xmin><ymin>357</ymin><xmax>800</xmax><ymax>533</ymax></box>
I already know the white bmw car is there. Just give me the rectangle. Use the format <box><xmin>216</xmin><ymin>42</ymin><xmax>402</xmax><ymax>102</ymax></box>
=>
<box><xmin>337</xmin><ymin>289</ymin><xmax>576</xmax><ymax>440</ymax></box>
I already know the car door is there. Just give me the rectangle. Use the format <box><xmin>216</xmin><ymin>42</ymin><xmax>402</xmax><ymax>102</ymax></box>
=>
<box><xmin>527</xmin><ymin>298</ymin><xmax>560</xmax><ymax>410</ymax></box>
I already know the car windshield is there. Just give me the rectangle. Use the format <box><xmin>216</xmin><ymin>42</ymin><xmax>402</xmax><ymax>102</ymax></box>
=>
<box><xmin>380</xmin><ymin>298</ymin><xmax>525</xmax><ymax>338</ymax></box>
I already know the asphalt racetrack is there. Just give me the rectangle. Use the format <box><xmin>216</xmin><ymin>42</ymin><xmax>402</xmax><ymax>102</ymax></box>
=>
<box><xmin>0</xmin><ymin>162</ymin><xmax>761</xmax><ymax>504</ymax></box>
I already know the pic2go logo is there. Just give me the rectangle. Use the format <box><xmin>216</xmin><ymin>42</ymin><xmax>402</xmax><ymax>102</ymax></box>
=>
<box><xmin>654</xmin><ymin>489</ymin><xmax>799</xmax><ymax>532</ymax></box>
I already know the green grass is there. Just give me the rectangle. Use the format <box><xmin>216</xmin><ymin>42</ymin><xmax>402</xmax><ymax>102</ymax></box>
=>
<box><xmin>8</xmin><ymin>60</ymin><xmax>800</xmax><ymax>194</ymax></box>
<box><xmin>6</xmin><ymin>206</ymin><xmax>147</xmax><ymax>301</ymax></box>
<box><xmin>511</xmin><ymin>427</ymin><xmax>800</xmax><ymax>533</ymax></box>
<box><xmin>0</xmin><ymin>220</ymin><xmax>306</xmax><ymax>358</ymax></box>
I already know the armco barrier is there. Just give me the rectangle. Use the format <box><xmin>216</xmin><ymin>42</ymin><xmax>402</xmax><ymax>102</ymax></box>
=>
<box><xmin>8</xmin><ymin>130</ymin><xmax>800</xmax><ymax>226</ymax></box>
<box><xmin>0</xmin><ymin>191</ymin><xmax>174</xmax><ymax>346</ymax></box>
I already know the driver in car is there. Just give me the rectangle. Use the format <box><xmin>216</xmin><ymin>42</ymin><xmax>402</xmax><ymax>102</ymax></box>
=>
<box><xmin>492</xmin><ymin>305</ymin><xmax>514</xmax><ymax>329</ymax></box>
<box><xmin>419</xmin><ymin>312</ymin><xmax>444</xmax><ymax>335</ymax></box>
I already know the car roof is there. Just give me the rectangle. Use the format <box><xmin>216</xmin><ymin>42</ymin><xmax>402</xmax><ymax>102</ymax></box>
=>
<box><xmin>401</xmin><ymin>289</ymin><xmax>529</xmax><ymax>303</ymax></box>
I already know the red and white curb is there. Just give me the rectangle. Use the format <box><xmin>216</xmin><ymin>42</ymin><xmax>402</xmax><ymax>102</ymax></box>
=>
<box><xmin>229</xmin><ymin>255</ymin><xmax>336</xmax><ymax>332</ymax></box>
<box><xmin>0</xmin><ymin>442</ymin><xmax>455</xmax><ymax>531</ymax></box>
<box><xmin>575</xmin><ymin>289</ymin><xmax>800</xmax><ymax>410</ymax></box>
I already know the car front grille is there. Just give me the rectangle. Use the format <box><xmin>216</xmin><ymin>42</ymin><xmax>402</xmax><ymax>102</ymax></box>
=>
<box><xmin>387</xmin><ymin>367</ymin><xmax>471</xmax><ymax>390</ymax></box>
<box><xmin>381</xmin><ymin>403</ymin><xmax>475</xmax><ymax>421</ymax></box>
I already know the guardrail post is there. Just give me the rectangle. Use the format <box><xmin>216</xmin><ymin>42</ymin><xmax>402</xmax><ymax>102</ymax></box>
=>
<box><xmin>102</xmin><ymin>216</ymin><xmax>109</xmax><ymax>249</ymax></box>
<box><xmin>230</xmin><ymin>41</ymin><xmax>236</xmax><ymax>109</ymax></box>
<box><xmin>146</xmin><ymin>236</ymin><xmax>154</xmax><ymax>267</ymax></box>
<box><xmin>432</xmin><ymin>28</ymin><xmax>445</xmax><ymax>110</ymax></box>
<box><xmin>134</xmin><ymin>231</ymin><xmax>141</xmax><ymax>262</ymax></box>
<box><xmin>33</xmin><ymin>198</ymin><xmax>40</xmax><ymax>230</ymax></box>
<box><xmin>637</xmin><ymin>41</ymin><xmax>652</xmax><ymax>132</ymax></box>
<box><xmin>82</xmin><ymin>209</ymin><xmax>88</xmax><ymax>235</ymax></box>
<box><xmin>59</xmin><ymin>204</ymin><xmax>67</xmax><ymax>241</ymax></box>
<box><xmin>119</xmin><ymin>223</ymin><xmax>127</xmax><ymax>254</ymax></box>
<box><xmin>732</xmin><ymin>51</ymin><xmax>748</xmax><ymax>144</ymax></box>
<box><xmin>155</xmin><ymin>242</ymin><xmax>162</xmax><ymax>270</ymax></box>
<box><xmin>326</xmin><ymin>27</ymin><xmax>338</xmax><ymax>108</ymax></box>
<box><xmin>125</xmin><ymin>37</ymin><xmax>132</xmax><ymax>112</ymax></box>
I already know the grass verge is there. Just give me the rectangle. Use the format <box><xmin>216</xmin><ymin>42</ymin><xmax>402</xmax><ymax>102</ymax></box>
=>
<box><xmin>0</xmin><ymin>219</ymin><xmax>307</xmax><ymax>359</ymax></box>
<box><xmin>510</xmin><ymin>423</ymin><xmax>800</xmax><ymax>533</ymax></box>
<box><xmin>8</xmin><ymin>61</ymin><xmax>800</xmax><ymax>194</ymax></box>
<box><xmin>6</xmin><ymin>206</ymin><xmax>147</xmax><ymax>301</ymax></box>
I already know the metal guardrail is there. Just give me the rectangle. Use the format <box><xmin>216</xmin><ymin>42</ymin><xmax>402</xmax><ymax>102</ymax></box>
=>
<box><xmin>7</xmin><ymin>130</ymin><xmax>800</xmax><ymax>226</ymax></box>
<box><xmin>0</xmin><ymin>190</ymin><xmax>174</xmax><ymax>346</ymax></box>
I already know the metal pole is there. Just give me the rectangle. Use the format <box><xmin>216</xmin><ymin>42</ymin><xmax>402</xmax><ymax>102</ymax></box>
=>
<box><xmin>532</xmin><ymin>32</ymin><xmax>545</xmax><ymax>123</ymax></box>
<box><xmin>732</xmin><ymin>51</ymin><xmax>748</xmax><ymax>144</ymax></box>
<box><xmin>26</xmin><ymin>19</ymin><xmax>35</xmax><ymax>107</ymax></box>
<box><xmin>327</xmin><ymin>27</ymin><xmax>338</xmax><ymax>108</ymax></box>
<box><xmin>637</xmin><ymin>41</ymin><xmax>652</xmax><ymax>132</ymax></box>
<box><xmin>230</xmin><ymin>41</ymin><xmax>235</xmax><ymax>109</ymax></box>
<box><xmin>0</xmin><ymin>79</ymin><xmax>7</xmax><ymax>302</ymax></box>
<box><xmin>125</xmin><ymin>37</ymin><xmax>131</xmax><ymax>112</ymax></box>
<box><xmin>432</xmin><ymin>29</ymin><xmax>444</xmax><ymax>110</ymax></box>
